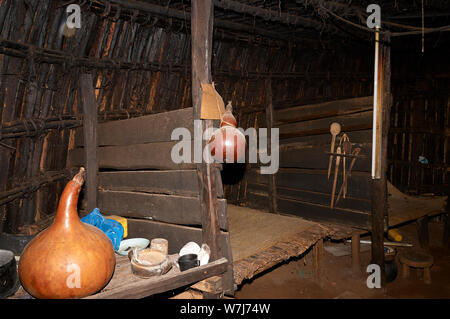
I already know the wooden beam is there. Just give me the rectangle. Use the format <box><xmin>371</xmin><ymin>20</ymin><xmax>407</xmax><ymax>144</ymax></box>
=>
<box><xmin>416</xmin><ymin>216</ymin><xmax>430</xmax><ymax>250</ymax></box>
<box><xmin>191</xmin><ymin>0</ymin><xmax>235</xmax><ymax>296</ymax></box>
<box><xmin>79</xmin><ymin>73</ymin><xmax>98</xmax><ymax>213</ymax></box>
<box><xmin>98</xmin><ymin>190</ymin><xmax>229</xmax><ymax>231</ymax></box>
<box><xmin>191</xmin><ymin>0</ymin><xmax>221</xmax><ymax>261</ymax></box>
<box><xmin>370</xmin><ymin>32</ymin><xmax>392</xmax><ymax>287</ymax></box>
<box><xmin>275</xmin><ymin>96</ymin><xmax>373</xmax><ymax>125</ymax></box>
<box><xmin>98</xmin><ymin>170</ymin><xmax>224</xmax><ymax>197</ymax></box>
<box><xmin>85</xmin><ymin>257</ymin><xmax>229</xmax><ymax>299</ymax></box>
<box><xmin>68</xmin><ymin>141</ymin><xmax>196</xmax><ymax>170</ymax></box>
<box><xmin>265</xmin><ymin>78</ymin><xmax>277</xmax><ymax>213</ymax></box>
<box><xmin>74</xmin><ymin>108</ymin><xmax>194</xmax><ymax>147</ymax></box>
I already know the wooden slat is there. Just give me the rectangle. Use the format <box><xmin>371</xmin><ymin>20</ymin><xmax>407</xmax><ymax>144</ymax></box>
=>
<box><xmin>86</xmin><ymin>257</ymin><xmax>229</xmax><ymax>299</ymax></box>
<box><xmin>68</xmin><ymin>141</ymin><xmax>196</xmax><ymax>170</ymax></box>
<box><xmin>247</xmin><ymin>168</ymin><xmax>372</xmax><ymax>200</ymax></box>
<box><xmin>98</xmin><ymin>170</ymin><xmax>223</xmax><ymax>197</ymax></box>
<box><xmin>279</xmin><ymin>142</ymin><xmax>371</xmax><ymax>171</ymax></box>
<box><xmin>275</xmin><ymin>96</ymin><xmax>372</xmax><ymax>125</ymax></box>
<box><xmin>247</xmin><ymin>183</ymin><xmax>371</xmax><ymax>212</ymax></box>
<box><xmin>247</xmin><ymin>192</ymin><xmax>371</xmax><ymax>229</ymax></box>
<box><xmin>74</xmin><ymin>107</ymin><xmax>194</xmax><ymax>147</ymax></box>
<box><xmin>278</xmin><ymin>110</ymin><xmax>373</xmax><ymax>138</ymax></box>
<box><xmin>280</xmin><ymin>129</ymin><xmax>372</xmax><ymax>145</ymax></box>
<box><xmin>99</xmin><ymin>190</ymin><xmax>229</xmax><ymax>231</ymax></box>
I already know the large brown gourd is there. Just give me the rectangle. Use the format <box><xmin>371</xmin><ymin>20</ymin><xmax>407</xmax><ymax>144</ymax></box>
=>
<box><xmin>209</xmin><ymin>102</ymin><xmax>246</xmax><ymax>163</ymax></box>
<box><xmin>18</xmin><ymin>167</ymin><xmax>115</xmax><ymax>299</ymax></box>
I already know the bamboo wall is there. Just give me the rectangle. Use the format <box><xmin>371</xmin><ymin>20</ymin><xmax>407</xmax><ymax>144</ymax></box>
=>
<box><xmin>0</xmin><ymin>0</ymin><xmax>371</xmax><ymax>234</ymax></box>
<box><xmin>389</xmin><ymin>46</ymin><xmax>450</xmax><ymax>195</ymax></box>
<box><xmin>1</xmin><ymin>0</ymin><xmax>447</xmax><ymax>234</ymax></box>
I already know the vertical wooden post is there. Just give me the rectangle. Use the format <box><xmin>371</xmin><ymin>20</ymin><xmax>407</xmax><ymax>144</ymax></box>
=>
<box><xmin>191</xmin><ymin>0</ymin><xmax>221</xmax><ymax>262</ymax></box>
<box><xmin>79</xmin><ymin>73</ymin><xmax>98</xmax><ymax>213</ymax></box>
<box><xmin>444</xmin><ymin>186</ymin><xmax>450</xmax><ymax>248</ymax></box>
<box><xmin>265</xmin><ymin>78</ymin><xmax>277</xmax><ymax>213</ymax></box>
<box><xmin>351</xmin><ymin>231</ymin><xmax>361</xmax><ymax>274</ymax></box>
<box><xmin>313</xmin><ymin>238</ymin><xmax>324</xmax><ymax>285</ymax></box>
<box><xmin>416</xmin><ymin>215</ymin><xmax>430</xmax><ymax>250</ymax></box>
<box><xmin>370</xmin><ymin>33</ymin><xmax>391</xmax><ymax>287</ymax></box>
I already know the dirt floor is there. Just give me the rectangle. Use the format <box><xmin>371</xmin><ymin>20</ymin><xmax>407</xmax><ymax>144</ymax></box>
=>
<box><xmin>234</xmin><ymin>218</ymin><xmax>450</xmax><ymax>299</ymax></box>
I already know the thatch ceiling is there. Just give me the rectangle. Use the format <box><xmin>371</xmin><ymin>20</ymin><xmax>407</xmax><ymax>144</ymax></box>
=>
<box><xmin>86</xmin><ymin>0</ymin><xmax>450</xmax><ymax>46</ymax></box>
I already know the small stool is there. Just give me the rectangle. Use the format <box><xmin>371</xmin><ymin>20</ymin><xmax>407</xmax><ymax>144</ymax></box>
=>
<box><xmin>398</xmin><ymin>250</ymin><xmax>434</xmax><ymax>284</ymax></box>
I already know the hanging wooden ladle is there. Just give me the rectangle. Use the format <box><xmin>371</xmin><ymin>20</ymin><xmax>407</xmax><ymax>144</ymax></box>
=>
<box><xmin>328</xmin><ymin>122</ymin><xmax>341</xmax><ymax>179</ymax></box>
<box><xmin>336</xmin><ymin>147</ymin><xmax>361</xmax><ymax>205</ymax></box>
<box><xmin>330</xmin><ymin>146</ymin><xmax>341</xmax><ymax>208</ymax></box>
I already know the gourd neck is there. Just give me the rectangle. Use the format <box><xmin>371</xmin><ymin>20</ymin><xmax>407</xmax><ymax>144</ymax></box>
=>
<box><xmin>53</xmin><ymin>171</ymin><xmax>84</xmax><ymax>228</ymax></box>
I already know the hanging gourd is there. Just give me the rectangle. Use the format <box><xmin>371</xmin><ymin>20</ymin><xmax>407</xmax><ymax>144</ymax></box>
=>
<box><xmin>209</xmin><ymin>102</ymin><xmax>246</xmax><ymax>163</ymax></box>
<box><xmin>18</xmin><ymin>167</ymin><xmax>115</xmax><ymax>299</ymax></box>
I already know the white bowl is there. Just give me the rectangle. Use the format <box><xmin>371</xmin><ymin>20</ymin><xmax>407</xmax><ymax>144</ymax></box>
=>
<box><xmin>116</xmin><ymin>238</ymin><xmax>150</xmax><ymax>256</ymax></box>
<box><xmin>179</xmin><ymin>242</ymin><xmax>201</xmax><ymax>257</ymax></box>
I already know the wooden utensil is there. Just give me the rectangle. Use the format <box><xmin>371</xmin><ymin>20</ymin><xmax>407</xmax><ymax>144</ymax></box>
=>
<box><xmin>328</xmin><ymin>122</ymin><xmax>341</xmax><ymax>179</ymax></box>
<box><xmin>342</xmin><ymin>137</ymin><xmax>352</xmax><ymax>198</ymax></box>
<box><xmin>336</xmin><ymin>147</ymin><xmax>361</xmax><ymax>205</ymax></box>
<box><xmin>331</xmin><ymin>146</ymin><xmax>341</xmax><ymax>208</ymax></box>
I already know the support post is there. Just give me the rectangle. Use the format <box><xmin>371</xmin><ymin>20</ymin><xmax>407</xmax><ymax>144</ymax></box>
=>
<box><xmin>313</xmin><ymin>238</ymin><xmax>324</xmax><ymax>285</ymax></box>
<box><xmin>351</xmin><ymin>231</ymin><xmax>361</xmax><ymax>274</ymax></box>
<box><xmin>191</xmin><ymin>0</ymin><xmax>234</xmax><ymax>297</ymax></box>
<box><xmin>370</xmin><ymin>32</ymin><xmax>391</xmax><ymax>287</ymax></box>
<box><xmin>444</xmin><ymin>188</ymin><xmax>450</xmax><ymax>248</ymax></box>
<box><xmin>79</xmin><ymin>73</ymin><xmax>98</xmax><ymax>213</ymax></box>
<box><xmin>443</xmin><ymin>213</ymin><xmax>450</xmax><ymax>249</ymax></box>
<box><xmin>265</xmin><ymin>78</ymin><xmax>277</xmax><ymax>213</ymax></box>
<box><xmin>416</xmin><ymin>216</ymin><xmax>430</xmax><ymax>250</ymax></box>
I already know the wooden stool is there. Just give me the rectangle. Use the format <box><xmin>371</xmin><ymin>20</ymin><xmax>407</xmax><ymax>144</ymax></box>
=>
<box><xmin>398</xmin><ymin>250</ymin><xmax>434</xmax><ymax>284</ymax></box>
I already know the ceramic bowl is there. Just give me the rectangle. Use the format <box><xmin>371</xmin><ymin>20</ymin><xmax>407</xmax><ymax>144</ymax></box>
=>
<box><xmin>129</xmin><ymin>248</ymin><xmax>172</xmax><ymax>278</ymax></box>
<box><xmin>179</xmin><ymin>241</ymin><xmax>201</xmax><ymax>256</ymax></box>
<box><xmin>116</xmin><ymin>238</ymin><xmax>150</xmax><ymax>256</ymax></box>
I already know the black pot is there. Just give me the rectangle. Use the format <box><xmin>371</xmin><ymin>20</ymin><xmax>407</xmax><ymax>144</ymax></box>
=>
<box><xmin>0</xmin><ymin>249</ymin><xmax>20</xmax><ymax>298</ymax></box>
<box><xmin>178</xmin><ymin>254</ymin><xmax>199</xmax><ymax>272</ymax></box>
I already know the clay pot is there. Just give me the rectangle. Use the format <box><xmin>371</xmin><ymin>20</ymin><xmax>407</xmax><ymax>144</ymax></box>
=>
<box><xmin>18</xmin><ymin>168</ymin><xmax>115</xmax><ymax>299</ymax></box>
<box><xmin>209</xmin><ymin>103</ymin><xmax>246</xmax><ymax>163</ymax></box>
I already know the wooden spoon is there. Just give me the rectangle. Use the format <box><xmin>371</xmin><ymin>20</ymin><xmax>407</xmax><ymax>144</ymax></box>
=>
<box><xmin>331</xmin><ymin>146</ymin><xmax>341</xmax><ymax>208</ymax></box>
<box><xmin>328</xmin><ymin>122</ymin><xmax>341</xmax><ymax>179</ymax></box>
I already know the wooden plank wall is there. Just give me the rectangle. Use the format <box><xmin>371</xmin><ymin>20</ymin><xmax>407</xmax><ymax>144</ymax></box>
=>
<box><xmin>227</xmin><ymin>96</ymin><xmax>374</xmax><ymax>229</ymax></box>
<box><xmin>68</xmin><ymin>108</ymin><xmax>233</xmax><ymax>264</ymax></box>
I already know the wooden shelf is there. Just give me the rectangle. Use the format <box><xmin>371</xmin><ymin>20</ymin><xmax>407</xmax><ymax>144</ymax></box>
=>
<box><xmin>86</xmin><ymin>255</ymin><xmax>229</xmax><ymax>299</ymax></box>
<box><xmin>10</xmin><ymin>254</ymin><xmax>229</xmax><ymax>299</ymax></box>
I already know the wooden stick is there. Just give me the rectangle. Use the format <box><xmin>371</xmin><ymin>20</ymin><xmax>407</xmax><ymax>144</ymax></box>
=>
<box><xmin>336</xmin><ymin>147</ymin><xmax>361</xmax><ymax>205</ymax></box>
<box><xmin>79</xmin><ymin>73</ymin><xmax>99</xmax><ymax>213</ymax></box>
<box><xmin>330</xmin><ymin>146</ymin><xmax>341</xmax><ymax>208</ymax></box>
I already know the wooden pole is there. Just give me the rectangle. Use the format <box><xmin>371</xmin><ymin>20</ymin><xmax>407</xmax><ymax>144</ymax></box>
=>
<box><xmin>79</xmin><ymin>73</ymin><xmax>98</xmax><ymax>213</ymax></box>
<box><xmin>370</xmin><ymin>32</ymin><xmax>391</xmax><ymax>287</ymax></box>
<box><xmin>265</xmin><ymin>78</ymin><xmax>277</xmax><ymax>213</ymax></box>
<box><xmin>351</xmin><ymin>231</ymin><xmax>361</xmax><ymax>274</ymax></box>
<box><xmin>191</xmin><ymin>0</ymin><xmax>221</xmax><ymax>261</ymax></box>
